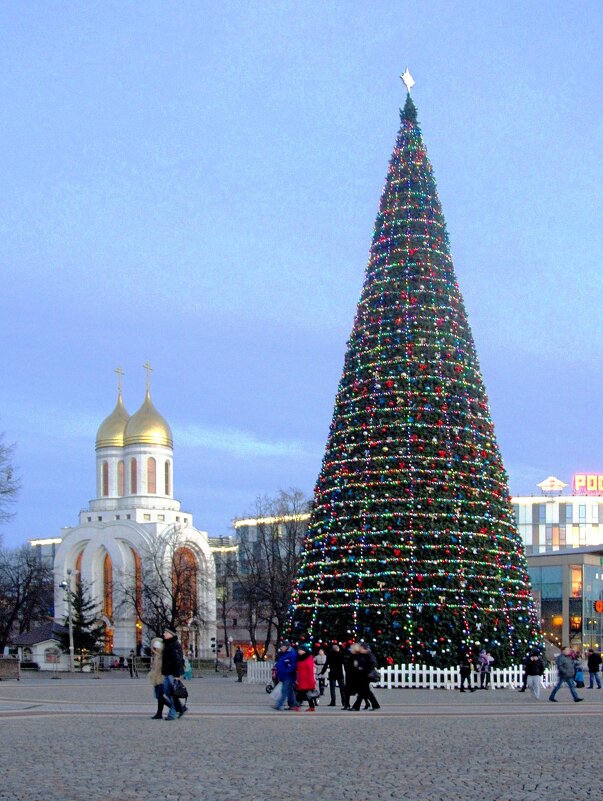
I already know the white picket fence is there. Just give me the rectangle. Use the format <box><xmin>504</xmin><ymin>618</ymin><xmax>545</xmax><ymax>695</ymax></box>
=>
<box><xmin>246</xmin><ymin>660</ymin><xmax>558</xmax><ymax>690</ymax></box>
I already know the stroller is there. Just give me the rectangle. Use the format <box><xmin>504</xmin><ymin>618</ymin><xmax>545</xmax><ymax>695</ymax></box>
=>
<box><xmin>265</xmin><ymin>666</ymin><xmax>279</xmax><ymax>694</ymax></box>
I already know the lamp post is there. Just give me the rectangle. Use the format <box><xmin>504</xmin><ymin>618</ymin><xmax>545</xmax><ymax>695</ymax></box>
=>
<box><xmin>60</xmin><ymin>569</ymin><xmax>76</xmax><ymax>673</ymax></box>
<box><xmin>228</xmin><ymin>636</ymin><xmax>234</xmax><ymax>671</ymax></box>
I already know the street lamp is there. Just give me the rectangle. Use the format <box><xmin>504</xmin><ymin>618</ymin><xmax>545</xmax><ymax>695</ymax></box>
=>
<box><xmin>59</xmin><ymin>568</ymin><xmax>77</xmax><ymax>673</ymax></box>
<box><xmin>228</xmin><ymin>636</ymin><xmax>234</xmax><ymax>671</ymax></box>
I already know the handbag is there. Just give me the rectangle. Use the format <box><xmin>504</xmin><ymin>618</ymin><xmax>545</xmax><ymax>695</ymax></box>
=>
<box><xmin>172</xmin><ymin>678</ymin><xmax>189</xmax><ymax>699</ymax></box>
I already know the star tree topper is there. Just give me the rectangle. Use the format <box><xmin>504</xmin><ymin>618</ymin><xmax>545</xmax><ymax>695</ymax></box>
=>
<box><xmin>401</xmin><ymin>68</ymin><xmax>415</xmax><ymax>93</ymax></box>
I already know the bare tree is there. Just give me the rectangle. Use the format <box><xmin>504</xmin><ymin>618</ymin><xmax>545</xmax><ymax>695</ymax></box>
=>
<box><xmin>0</xmin><ymin>546</ymin><xmax>53</xmax><ymax>651</ymax></box>
<box><xmin>0</xmin><ymin>435</ymin><xmax>20</xmax><ymax>530</ymax></box>
<box><xmin>117</xmin><ymin>527</ymin><xmax>210</xmax><ymax>644</ymax></box>
<box><xmin>231</xmin><ymin>489</ymin><xmax>310</xmax><ymax>658</ymax></box>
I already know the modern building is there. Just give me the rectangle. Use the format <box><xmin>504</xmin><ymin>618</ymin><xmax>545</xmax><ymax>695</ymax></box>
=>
<box><xmin>527</xmin><ymin>546</ymin><xmax>603</xmax><ymax>653</ymax></box>
<box><xmin>32</xmin><ymin>371</ymin><xmax>216</xmax><ymax>658</ymax></box>
<box><xmin>513</xmin><ymin>474</ymin><xmax>603</xmax><ymax>555</ymax></box>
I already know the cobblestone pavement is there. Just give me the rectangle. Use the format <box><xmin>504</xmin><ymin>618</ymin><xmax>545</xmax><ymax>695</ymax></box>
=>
<box><xmin>2</xmin><ymin>674</ymin><xmax>603</xmax><ymax>801</ymax></box>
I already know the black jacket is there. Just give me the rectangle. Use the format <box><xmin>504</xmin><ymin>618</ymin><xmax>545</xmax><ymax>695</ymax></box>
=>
<box><xmin>162</xmin><ymin>636</ymin><xmax>184</xmax><ymax>677</ymax></box>
<box><xmin>322</xmin><ymin>648</ymin><xmax>345</xmax><ymax>680</ymax></box>
<box><xmin>525</xmin><ymin>656</ymin><xmax>544</xmax><ymax>676</ymax></box>
<box><xmin>587</xmin><ymin>652</ymin><xmax>602</xmax><ymax>672</ymax></box>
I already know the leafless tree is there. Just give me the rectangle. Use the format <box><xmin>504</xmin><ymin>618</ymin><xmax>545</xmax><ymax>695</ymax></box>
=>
<box><xmin>117</xmin><ymin>527</ymin><xmax>210</xmax><ymax>643</ymax></box>
<box><xmin>230</xmin><ymin>489</ymin><xmax>310</xmax><ymax>658</ymax></box>
<box><xmin>0</xmin><ymin>435</ymin><xmax>20</xmax><ymax>530</ymax></box>
<box><xmin>0</xmin><ymin>546</ymin><xmax>53</xmax><ymax>651</ymax></box>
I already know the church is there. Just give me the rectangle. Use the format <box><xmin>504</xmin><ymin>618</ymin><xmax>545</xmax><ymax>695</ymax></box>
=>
<box><xmin>52</xmin><ymin>368</ymin><xmax>216</xmax><ymax>658</ymax></box>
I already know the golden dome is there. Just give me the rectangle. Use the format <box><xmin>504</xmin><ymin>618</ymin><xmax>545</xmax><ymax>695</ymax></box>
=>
<box><xmin>95</xmin><ymin>393</ymin><xmax>130</xmax><ymax>450</ymax></box>
<box><xmin>124</xmin><ymin>390</ymin><xmax>173</xmax><ymax>448</ymax></box>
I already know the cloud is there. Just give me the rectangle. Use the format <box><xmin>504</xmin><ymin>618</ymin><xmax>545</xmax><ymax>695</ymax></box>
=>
<box><xmin>174</xmin><ymin>423</ymin><xmax>315</xmax><ymax>460</ymax></box>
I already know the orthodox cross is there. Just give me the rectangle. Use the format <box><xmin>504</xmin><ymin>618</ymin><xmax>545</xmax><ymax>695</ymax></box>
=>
<box><xmin>143</xmin><ymin>361</ymin><xmax>153</xmax><ymax>393</ymax></box>
<box><xmin>114</xmin><ymin>366</ymin><xmax>124</xmax><ymax>395</ymax></box>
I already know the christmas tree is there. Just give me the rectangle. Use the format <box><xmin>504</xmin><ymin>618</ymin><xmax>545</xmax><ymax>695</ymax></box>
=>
<box><xmin>289</xmin><ymin>77</ymin><xmax>540</xmax><ymax>667</ymax></box>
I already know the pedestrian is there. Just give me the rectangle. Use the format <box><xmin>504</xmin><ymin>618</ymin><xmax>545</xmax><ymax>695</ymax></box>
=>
<box><xmin>161</xmin><ymin>627</ymin><xmax>186</xmax><ymax>720</ymax></box>
<box><xmin>314</xmin><ymin>647</ymin><xmax>327</xmax><ymax>696</ymax></box>
<box><xmin>518</xmin><ymin>651</ymin><xmax>529</xmax><ymax>692</ymax></box>
<box><xmin>459</xmin><ymin>652</ymin><xmax>476</xmax><ymax>693</ymax></box>
<box><xmin>343</xmin><ymin>643</ymin><xmax>361</xmax><ymax>709</ymax></box>
<box><xmin>549</xmin><ymin>646</ymin><xmax>583</xmax><ymax>703</ymax></box>
<box><xmin>273</xmin><ymin>641</ymin><xmax>300</xmax><ymax>711</ymax></box>
<box><xmin>322</xmin><ymin>643</ymin><xmax>348</xmax><ymax>708</ymax></box>
<box><xmin>233</xmin><ymin>647</ymin><xmax>245</xmax><ymax>682</ymax></box>
<box><xmin>349</xmin><ymin>642</ymin><xmax>380</xmax><ymax>711</ymax></box>
<box><xmin>573</xmin><ymin>649</ymin><xmax>585</xmax><ymax>688</ymax></box>
<box><xmin>477</xmin><ymin>649</ymin><xmax>493</xmax><ymax>689</ymax></box>
<box><xmin>524</xmin><ymin>650</ymin><xmax>545</xmax><ymax>700</ymax></box>
<box><xmin>296</xmin><ymin>644</ymin><xmax>318</xmax><ymax>712</ymax></box>
<box><xmin>149</xmin><ymin>639</ymin><xmax>165</xmax><ymax>719</ymax></box>
<box><xmin>127</xmin><ymin>649</ymin><xmax>138</xmax><ymax>678</ymax></box>
<box><xmin>587</xmin><ymin>648</ymin><xmax>602</xmax><ymax>689</ymax></box>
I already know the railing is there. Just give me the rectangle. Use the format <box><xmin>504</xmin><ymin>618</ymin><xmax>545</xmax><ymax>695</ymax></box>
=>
<box><xmin>246</xmin><ymin>660</ymin><xmax>558</xmax><ymax>690</ymax></box>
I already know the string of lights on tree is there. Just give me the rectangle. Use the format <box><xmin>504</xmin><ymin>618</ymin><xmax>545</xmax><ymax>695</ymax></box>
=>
<box><xmin>288</xmin><ymin>75</ymin><xmax>541</xmax><ymax>667</ymax></box>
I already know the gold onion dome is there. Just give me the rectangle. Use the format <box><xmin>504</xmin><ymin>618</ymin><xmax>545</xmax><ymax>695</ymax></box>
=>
<box><xmin>124</xmin><ymin>390</ymin><xmax>173</xmax><ymax>448</ymax></box>
<box><xmin>95</xmin><ymin>393</ymin><xmax>130</xmax><ymax>449</ymax></box>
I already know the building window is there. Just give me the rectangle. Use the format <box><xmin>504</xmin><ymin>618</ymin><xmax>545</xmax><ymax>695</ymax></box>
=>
<box><xmin>87</xmin><ymin>517</ymin><xmax>92</xmax><ymax>522</ymax></box>
<box><xmin>143</xmin><ymin>514</ymin><xmax>151</xmax><ymax>521</ymax></box>
<box><xmin>130</xmin><ymin>458</ymin><xmax>137</xmax><ymax>494</ymax></box>
<box><xmin>571</xmin><ymin>565</ymin><xmax>582</xmax><ymax>598</ymax></box>
<box><xmin>104</xmin><ymin>553</ymin><xmax>113</xmax><ymax>618</ymax></box>
<box><xmin>592</xmin><ymin>504</ymin><xmax>599</xmax><ymax>523</ymax></box>
<box><xmin>126</xmin><ymin>514</ymin><xmax>131</xmax><ymax>520</ymax></box>
<box><xmin>158</xmin><ymin>514</ymin><xmax>165</xmax><ymax>522</ymax></box>
<box><xmin>165</xmin><ymin>460</ymin><xmax>171</xmax><ymax>495</ymax></box>
<box><xmin>117</xmin><ymin>460</ymin><xmax>125</xmax><ymax>496</ymax></box>
<box><xmin>147</xmin><ymin>457</ymin><xmax>156</xmax><ymax>494</ymax></box>
<box><xmin>538</xmin><ymin>504</ymin><xmax>546</xmax><ymax>524</ymax></box>
<box><xmin>579</xmin><ymin>505</ymin><xmax>586</xmax><ymax>521</ymax></box>
<box><xmin>566</xmin><ymin>504</ymin><xmax>573</xmax><ymax>523</ymax></box>
<box><xmin>176</xmin><ymin>516</ymin><xmax>180</xmax><ymax>522</ymax></box>
<box><xmin>97</xmin><ymin>516</ymin><xmax>102</xmax><ymax>522</ymax></box>
<box><xmin>232</xmin><ymin>617</ymin><xmax>238</xmax><ymax>626</ymax></box>
<box><xmin>115</xmin><ymin>515</ymin><xmax>120</xmax><ymax>520</ymax></box>
<box><xmin>101</xmin><ymin>461</ymin><xmax>109</xmax><ymax>497</ymax></box>
<box><xmin>173</xmin><ymin>547</ymin><xmax>197</xmax><ymax>618</ymax></box>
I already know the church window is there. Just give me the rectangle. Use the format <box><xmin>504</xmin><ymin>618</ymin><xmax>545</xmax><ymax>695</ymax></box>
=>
<box><xmin>147</xmin><ymin>457</ymin><xmax>156</xmax><ymax>494</ymax></box>
<box><xmin>165</xmin><ymin>460</ymin><xmax>171</xmax><ymax>495</ymax></box>
<box><xmin>97</xmin><ymin>516</ymin><xmax>102</xmax><ymax>522</ymax></box>
<box><xmin>117</xmin><ymin>460</ymin><xmax>125</xmax><ymax>496</ymax></box>
<box><xmin>126</xmin><ymin>514</ymin><xmax>131</xmax><ymax>520</ymax></box>
<box><xmin>143</xmin><ymin>514</ymin><xmax>151</xmax><ymax>521</ymax></box>
<box><xmin>103</xmin><ymin>553</ymin><xmax>113</xmax><ymax>619</ymax></box>
<box><xmin>87</xmin><ymin>517</ymin><xmax>92</xmax><ymax>522</ymax></box>
<box><xmin>173</xmin><ymin>547</ymin><xmax>197</xmax><ymax>619</ymax></box>
<box><xmin>158</xmin><ymin>514</ymin><xmax>165</xmax><ymax>522</ymax></box>
<box><xmin>101</xmin><ymin>461</ymin><xmax>109</xmax><ymax>496</ymax></box>
<box><xmin>115</xmin><ymin>515</ymin><xmax>120</xmax><ymax>520</ymax></box>
<box><xmin>130</xmin><ymin>458</ymin><xmax>137</xmax><ymax>494</ymax></box>
<box><xmin>130</xmin><ymin>547</ymin><xmax>143</xmax><ymax>647</ymax></box>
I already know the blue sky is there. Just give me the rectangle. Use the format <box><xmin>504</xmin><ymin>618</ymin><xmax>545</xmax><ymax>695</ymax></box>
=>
<box><xmin>1</xmin><ymin>2</ymin><xmax>602</xmax><ymax>547</ymax></box>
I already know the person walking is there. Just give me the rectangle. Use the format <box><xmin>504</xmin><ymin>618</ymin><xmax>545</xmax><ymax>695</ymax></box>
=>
<box><xmin>549</xmin><ymin>646</ymin><xmax>583</xmax><ymax>703</ymax></box>
<box><xmin>477</xmin><ymin>650</ymin><xmax>493</xmax><ymax>689</ymax></box>
<box><xmin>273</xmin><ymin>641</ymin><xmax>299</xmax><ymax>711</ymax></box>
<box><xmin>314</xmin><ymin>647</ymin><xmax>327</xmax><ymax>696</ymax></box>
<box><xmin>149</xmin><ymin>639</ymin><xmax>165</xmax><ymax>719</ymax></box>
<box><xmin>296</xmin><ymin>644</ymin><xmax>318</xmax><ymax>711</ymax></box>
<box><xmin>233</xmin><ymin>647</ymin><xmax>245</xmax><ymax>682</ymax></box>
<box><xmin>524</xmin><ymin>650</ymin><xmax>545</xmax><ymax>700</ymax></box>
<box><xmin>161</xmin><ymin>628</ymin><xmax>186</xmax><ymax>720</ymax></box>
<box><xmin>127</xmin><ymin>649</ymin><xmax>138</xmax><ymax>678</ymax></box>
<box><xmin>322</xmin><ymin>643</ymin><xmax>348</xmax><ymax>708</ymax></box>
<box><xmin>459</xmin><ymin>652</ymin><xmax>476</xmax><ymax>693</ymax></box>
<box><xmin>350</xmin><ymin>643</ymin><xmax>380</xmax><ymax>711</ymax></box>
<box><xmin>587</xmin><ymin>648</ymin><xmax>602</xmax><ymax>689</ymax></box>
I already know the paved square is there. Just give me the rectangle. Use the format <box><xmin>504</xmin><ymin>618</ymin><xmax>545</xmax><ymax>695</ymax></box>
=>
<box><xmin>1</xmin><ymin>673</ymin><xmax>602</xmax><ymax>801</ymax></box>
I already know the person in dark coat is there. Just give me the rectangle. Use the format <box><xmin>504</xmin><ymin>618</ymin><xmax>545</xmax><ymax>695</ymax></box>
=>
<box><xmin>459</xmin><ymin>652</ymin><xmax>476</xmax><ymax>693</ymax></box>
<box><xmin>587</xmin><ymin>649</ymin><xmax>602</xmax><ymax>689</ymax></box>
<box><xmin>349</xmin><ymin>643</ymin><xmax>380</xmax><ymax>711</ymax></box>
<box><xmin>322</xmin><ymin>643</ymin><xmax>348</xmax><ymax>707</ymax></box>
<box><xmin>233</xmin><ymin>647</ymin><xmax>245</xmax><ymax>682</ymax></box>
<box><xmin>524</xmin><ymin>650</ymin><xmax>545</xmax><ymax>699</ymax></box>
<box><xmin>549</xmin><ymin>646</ymin><xmax>583</xmax><ymax>703</ymax></box>
<box><xmin>273</xmin><ymin>641</ymin><xmax>299</xmax><ymax>711</ymax></box>
<box><xmin>161</xmin><ymin>628</ymin><xmax>185</xmax><ymax>720</ymax></box>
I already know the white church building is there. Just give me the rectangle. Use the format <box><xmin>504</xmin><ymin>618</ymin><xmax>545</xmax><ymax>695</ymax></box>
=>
<box><xmin>51</xmin><ymin>371</ymin><xmax>216</xmax><ymax>658</ymax></box>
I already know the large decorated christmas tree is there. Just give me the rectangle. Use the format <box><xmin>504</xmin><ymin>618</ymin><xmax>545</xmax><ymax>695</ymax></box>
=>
<box><xmin>289</xmin><ymin>76</ymin><xmax>540</xmax><ymax>667</ymax></box>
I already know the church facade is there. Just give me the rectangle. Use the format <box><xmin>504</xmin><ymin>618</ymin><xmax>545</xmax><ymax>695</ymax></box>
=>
<box><xmin>53</xmin><ymin>374</ymin><xmax>216</xmax><ymax>658</ymax></box>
